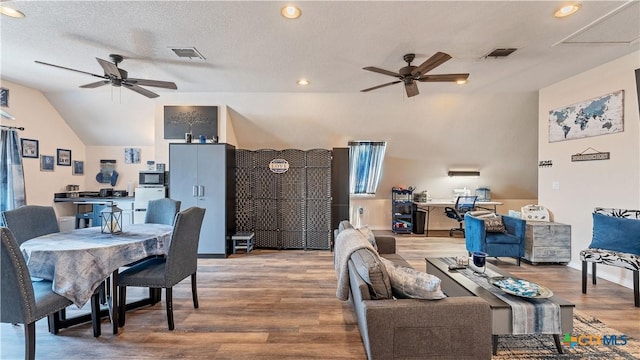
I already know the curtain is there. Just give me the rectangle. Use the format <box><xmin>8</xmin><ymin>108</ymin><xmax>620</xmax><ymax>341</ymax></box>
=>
<box><xmin>348</xmin><ymin>141</ymin><xmax>386</xmax><ymax>195</ymax></box>
<box><xmin>0</xmin><ymin>129</ymin><xmax>26</xmax><ymax>213</ymax></box>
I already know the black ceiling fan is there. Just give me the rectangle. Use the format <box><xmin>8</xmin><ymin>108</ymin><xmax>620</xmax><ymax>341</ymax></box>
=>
<box><xmin>361</xmin><ymin>52</ymin><xmax>469</xmax><ymax>97</ymax></box>
<box><xmin>35</xmin><ymin>54</ymin><xmax>177</xmax><ymax>98</ymax></box>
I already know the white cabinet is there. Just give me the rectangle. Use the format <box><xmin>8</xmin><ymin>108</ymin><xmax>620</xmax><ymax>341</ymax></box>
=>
<box><xmin>169</xmin><ymin>143</ymin><xmax>235</xmax><ymax>257</ymax></box>
<box><xmin>112</xmin><ymin>200</ymin><xmax>134</xmax><ymax>226</ymax></box>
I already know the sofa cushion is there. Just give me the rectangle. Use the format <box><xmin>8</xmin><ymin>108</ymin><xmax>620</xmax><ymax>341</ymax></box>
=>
<box><xmin>590</xmin><ymin>213</ymin><xmax>640</xmax><ymax>256</ymax></box>
<box><xmin>357</xmin><ymin>225</ymin><xmax>378</xmax><ymax>252</ymax></box>
<box><xmin>380</xmin><ymin>257</ymin><xmax>446</xmax><ymax>300</ymax></box>
<box><xmin>350</xmin><ymin>248</ymin><xmax>392</xmax><ymax>299</ymax></box>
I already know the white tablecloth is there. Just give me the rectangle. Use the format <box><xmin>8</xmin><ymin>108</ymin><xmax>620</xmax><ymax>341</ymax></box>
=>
<box><xmin>20</xmin><ymin>224</ymin><xmax>172</xmax><ymax>307</ymax></box>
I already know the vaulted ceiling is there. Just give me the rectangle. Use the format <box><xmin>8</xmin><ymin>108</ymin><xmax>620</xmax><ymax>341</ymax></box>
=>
<box><xmin>1</xmin><ymin>1</ymin><xmax>639</xmax><ymax>146</ymax></box>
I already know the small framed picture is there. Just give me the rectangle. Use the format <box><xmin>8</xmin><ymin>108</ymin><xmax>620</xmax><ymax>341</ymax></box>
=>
<box><xmin>0</xmin><ymin>88</ymin><xmax>8</xmax><ymax>107</ymax></box>
<box><xmin>20</xmin><ymin>138</ymin><xmax>39</xmax><ymax>158</ymax></box>
<box><xmin>57</xmin><ymin>148</ymin><xmax>72</xmax><ymax>166</ymax></box>
<box><xmin>40</xmin><ymin>155</ymin><xmax>54</xmax><ymax>171</ymax></box>
<box><xmin>72</xmin><ymin>160</ymin><xmax>84</xmax><ymax>175</ymax></box>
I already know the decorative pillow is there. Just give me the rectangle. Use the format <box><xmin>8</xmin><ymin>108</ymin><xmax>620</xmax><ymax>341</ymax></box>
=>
<box><xmin>479</xmin><ymin>214</ymin><xmax>506</xmax><ymax>233</ymax></box>
<box><xmin>590</xmin><ymin>213</ymin><xmax>640</xmax><ymax>256</ymax></box>
<box><xmin>379</xmin><ymin>257</ymin><xmax>446</xmax><ymax>300</ymax></box>
<box><xmin>350</xmin><ymin>248</ymin><xmax>392</xmax><ymax>299</ymax></box>
<box><xmin>467</xmin><ymin>210</ymin><xmax>492</xmax><ymax>217</ymax></box>
<box><xmin>357</xmin><ymin>225</ymin><xmax>378</xmax><ymax>252</ymax></box>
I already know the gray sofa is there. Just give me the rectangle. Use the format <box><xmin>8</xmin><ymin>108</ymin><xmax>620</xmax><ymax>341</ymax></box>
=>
<box><xmin>335</xmin><ymin>221</ymin><xmax>492</xmax><ymax>360</ymax></box>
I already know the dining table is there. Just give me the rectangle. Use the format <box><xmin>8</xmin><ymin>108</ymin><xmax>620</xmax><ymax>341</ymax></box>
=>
<box><xmin>20</xmin><ymin>223</ymin><xmax>173</xmax><ymax>334</ymax></box>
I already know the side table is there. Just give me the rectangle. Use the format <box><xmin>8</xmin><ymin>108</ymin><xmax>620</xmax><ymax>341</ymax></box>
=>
<box><xmin>231</xmin><ymin>232</ymin><xmax>255</xmax><ymax>255</ymax></box>
<box><xmin>524</xmin><ymin>221</ymin><xmax>571</xmax><ymax>264</ymax></box>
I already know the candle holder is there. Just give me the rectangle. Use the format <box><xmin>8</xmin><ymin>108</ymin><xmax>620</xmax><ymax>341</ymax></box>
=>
<box><xmin>101</xmin><ymin>204</ymin><xmax>123</xmax><ymax>234</ymax></box>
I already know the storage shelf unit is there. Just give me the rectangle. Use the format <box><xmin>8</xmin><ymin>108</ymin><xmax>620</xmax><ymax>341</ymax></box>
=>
<box><xmin>392</xmin><ymin>188</ymin><xmax>413</xmax><ymax>233</ymax></box>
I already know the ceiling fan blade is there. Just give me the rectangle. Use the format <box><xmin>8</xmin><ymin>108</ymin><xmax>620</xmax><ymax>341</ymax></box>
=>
<box><xmin>363</xmin><ymin>67</ymin><xmax>401</xmax><ymax>78</ymax></box>
<box><xmin>126</xmin><ymin>78</ymin><xmax>177</xmax><ymax>89</ymax></box>
<box><xmin>361</xmin><ymin>80</ymin><xmax>402</xmax><ymax>92</ymax></box>
<box><xmin>34</xmin><ymin>60</ymin><xmax>106</xmax><ymax>79</ymax></box>
<box><xmin>80</xmin><ymin>80</ymin><xmax>110</xmax><ymax>88</ymax></box>
<box><xmin>411</xmin><ymin>52</ymin><xmax>452</xmax><ymax>77</ymax></box>
<box><xmin>418</xmin><ymin>73</ymin><xmax>470</xmax><ymax>82</ymax></box>
<box><xmin>405</xmin><ymin>81</ymin><xmax>419</xmax><ymax>97</ymax></box>
<box><xmin>123</xmin><ymin>83</ymin><xmax>159</xmax><ymax>98</ymax></box>
<box><xmin>96</xmin><ymin>57</ymin><xmax>122</xmax><ymax>79</ymax></box>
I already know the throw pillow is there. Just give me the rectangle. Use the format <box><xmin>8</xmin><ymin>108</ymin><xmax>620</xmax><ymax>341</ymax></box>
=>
<box><xmin>379</xmin><ymin>257</ymin><xmax>446</xmax><ymax>300</ymax></box>
<box><xmin>350</xmin><ymin>248</ymin><xmax>392</xmax><ymax>299</ymax></box>
<box><xmin>467</xmin><ymin>210</ymin><xmax>492</xmax><ymax>217</ymax></box>
<box><xmin>357</xmin><ymin>225</ymin><xmax>378</xmax><ymax>252</ymax></box>
<box><xmin>482</xmin><ymin>214</ymin><xmax>507</xmax><ymax>233</ymax></box>
<box><xmin>590</xmin><ymin>213</ymin><xmax>640</xmax><ymax>256</ymax></box>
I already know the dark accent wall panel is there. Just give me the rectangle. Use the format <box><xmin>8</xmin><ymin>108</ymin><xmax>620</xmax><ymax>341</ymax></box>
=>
<box><xmin>331</xmin><ymin>147</ymin><xmax>350</xmax><ymax>248</ymax></box>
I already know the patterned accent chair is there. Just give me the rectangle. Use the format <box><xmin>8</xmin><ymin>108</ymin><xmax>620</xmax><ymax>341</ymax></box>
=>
<box><xmin>580</xmin><ymin>208</ymin><xmax>640</xmax><ymax>307</ymax></box>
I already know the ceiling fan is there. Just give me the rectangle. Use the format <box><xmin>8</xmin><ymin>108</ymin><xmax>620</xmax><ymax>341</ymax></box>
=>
<box><xmin>361</xmin><ymin>52</ymin><xmax>469</xmax><ymax>97</ymax></box>
<box><xmin>34</xmin><ymin>54</ymin><xmax>177</xmax><ymax>98</ymax></box>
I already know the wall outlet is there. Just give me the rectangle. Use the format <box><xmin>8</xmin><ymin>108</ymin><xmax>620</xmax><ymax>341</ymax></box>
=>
<box><xmin>358</xmin><ymin>207</ymin><xmax>364</xmax><ymax>215</ymax></box>
<box><xmin>552</xmin><ymin>181</ymin><xmax>560</xmax><ymax>190</ymax></box>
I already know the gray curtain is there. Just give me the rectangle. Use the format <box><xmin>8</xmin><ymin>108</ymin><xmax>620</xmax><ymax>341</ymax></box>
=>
<box><xmin>0</xmin><ymin>129</ymin><xmax>26</xmax><ymax>213</ymax></box>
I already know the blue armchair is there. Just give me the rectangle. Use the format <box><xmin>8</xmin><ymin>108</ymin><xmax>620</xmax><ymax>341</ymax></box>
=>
<box><xmin>464</xmin><ymin>213</ymin><xmax>526</xmax><ymax>266</ymax></box>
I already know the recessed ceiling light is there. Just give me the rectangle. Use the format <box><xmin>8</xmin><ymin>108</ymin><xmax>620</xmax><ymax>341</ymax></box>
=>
<box><xmin>554</xmin><ymin>4</ymin><xmax>581</xmax><ymax>18</ymax></box>
<box><xmin>297</xmin><ymin>79</ymin><xmax>310</xmax><ymax>86</ymax></box>
<box><xmin>0</xmin><ymin>6</ymin><xmax>25</xmax><ymax>18</ymax></box>
<box><xmin>281</xmin><ymin>5</ymin><xmax>301</xmax><ymax>19</ymax></box>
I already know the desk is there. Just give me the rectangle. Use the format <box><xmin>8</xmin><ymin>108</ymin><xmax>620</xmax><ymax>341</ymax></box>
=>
<box><xmin>414</xmin><ymin>199</ymin><xmax>503</xmax><ymax>236</ymax></box>
<box><xmin>20</xmin><ymin>223</ymin><xmax>172</xmax><ymax>334</ymax></box>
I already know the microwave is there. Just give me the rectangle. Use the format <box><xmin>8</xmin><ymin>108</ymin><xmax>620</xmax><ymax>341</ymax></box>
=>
<box><xmin>139</xmin><ymin>171</ymin><xmax>165</xmax><ymax>186</ymax></box>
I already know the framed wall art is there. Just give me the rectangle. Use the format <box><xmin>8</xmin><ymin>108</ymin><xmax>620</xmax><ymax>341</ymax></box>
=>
<box><xmin>73</xmin><ymin>160</ymin><xmax>84</xmax><ymax>175</ymax></box>
<box><xmin>164</xmin><ymin>106</ymin><xmax>218</xmax><ymax>140</ymax></box>
<box><xmin>40</xmin><ymin>155</ymin><xmax>54</xmax><ymax>171</ymax></box>
<box><xmin>20</xmin><ymin>138</ymin><xmax>39</xmax><ymax>158</ymax></box>
<box><xmin>57</xmin><ymin>148</ymin><xmax>72</xmax><ymax>166</ymax></box>
<box><xmin>548</xmin><ymin>90</ymin><xmax>624</xmax><ymax>142</ymax></box>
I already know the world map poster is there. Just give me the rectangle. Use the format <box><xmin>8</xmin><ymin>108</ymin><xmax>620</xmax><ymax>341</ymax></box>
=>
<box><xmin>548</xmin><ymin>90</ymin><xmax>624</xmax><ymax>142</ymax></box>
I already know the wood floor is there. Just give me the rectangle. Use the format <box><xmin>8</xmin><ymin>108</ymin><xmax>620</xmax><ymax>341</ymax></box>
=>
<box><xmin>1</xmin><ymin>234</ymin><xmax>639</xmax><ymax>359</ymax></box>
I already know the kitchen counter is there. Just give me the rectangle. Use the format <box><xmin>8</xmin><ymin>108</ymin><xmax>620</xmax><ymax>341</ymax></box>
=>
<box><xmin>54</xmin><ymin>196</ymin><xmax>135</xmax><ymax>203</ymax></box>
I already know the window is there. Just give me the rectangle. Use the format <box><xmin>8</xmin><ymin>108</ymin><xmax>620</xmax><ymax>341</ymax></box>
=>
<box><xmin>348</xmin><ymin>141</ymin><xmax>386</xmax><ymax>195</ymax></box>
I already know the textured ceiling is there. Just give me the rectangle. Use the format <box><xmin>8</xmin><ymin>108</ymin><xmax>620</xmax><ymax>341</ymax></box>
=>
<box><xmin>1</xmin><ymin>1</ymin><xmax>639</xmax><ymax>146</ymax></box>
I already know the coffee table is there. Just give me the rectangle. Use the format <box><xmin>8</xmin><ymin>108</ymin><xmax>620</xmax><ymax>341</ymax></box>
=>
<box><xmin>426</xmin><ymin>257</ymin><xmax>574</xmax><ymax>355</ymax></box>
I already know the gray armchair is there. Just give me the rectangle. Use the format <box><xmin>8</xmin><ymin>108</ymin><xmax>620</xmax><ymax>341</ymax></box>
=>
<box><xmin>118</xmin><ymin>207</ymin><xmax>205</xmax><ymax>330</ymax></box>
<box><xmin>144</xmin><ymin>198</ymin><xmax>181</xmax><ymax>226</ymax></box>
<box><xmin>1</xmin><ymin>205</ymin><xmax>60</xmax><ymax>245</ymax></box>
<box><xmin>1</xmin><ymin>227</ymin><xmax>72</xmax><ymax>360</ymax></box>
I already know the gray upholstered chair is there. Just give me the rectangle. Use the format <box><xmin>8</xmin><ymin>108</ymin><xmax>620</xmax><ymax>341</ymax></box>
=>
<box><xmin>1</xmin><ymin>227</ymin><xmax>72</xmax><ymax>360</ymax></box>
<box><xmin>1</xmin><ymin>205</ymin><xmax>60</xmax><ymax>245</ymax></box>
<box><xmin>144</xmin><ymin>198</ymin><xmax>181</xmax><ymax>226</ymax></box>
<box><xmin>118</xmin><ymin>206</ymin><xmax>205</xmax><ymax>330</ymax></box>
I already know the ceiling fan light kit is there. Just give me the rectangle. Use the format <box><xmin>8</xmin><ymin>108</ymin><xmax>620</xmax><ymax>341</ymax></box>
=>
<box><xmin>34</xmin><ymin>54</ymin><xmax>177</xmax><ymax>98</ymax></box>
<box><xmin>361</xmin><ymin>52</ymin><xmax>470</xmax><ymax>97</ymax></box>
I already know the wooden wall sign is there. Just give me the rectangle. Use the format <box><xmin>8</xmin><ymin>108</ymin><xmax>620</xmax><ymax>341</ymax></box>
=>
<box><xmin>571</xmin><ymin>147</ymin><xmax>610</xmax><ymax>162</ymax></box>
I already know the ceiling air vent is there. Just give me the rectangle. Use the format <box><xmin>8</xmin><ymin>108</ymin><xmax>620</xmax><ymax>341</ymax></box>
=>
<box><xmin>484</xmin><ymin>48</ymin><xmax>517</xmax><ymax>58</ymax></box>
<box><xmin>169</xmin><ymin>47</ymin><xmax>206</xmax><ymax>60</ymax></box>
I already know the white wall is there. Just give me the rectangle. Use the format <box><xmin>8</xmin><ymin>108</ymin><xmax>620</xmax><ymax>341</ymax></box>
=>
<box><xmin>0</xmin><ymin>80</ymin><xmax>85</xmax><ymax>216</ymax></box>
<box><xmin>538</xmin><ymin>51</ymin><xmax>640</xmax><ymax>288</ymax></box>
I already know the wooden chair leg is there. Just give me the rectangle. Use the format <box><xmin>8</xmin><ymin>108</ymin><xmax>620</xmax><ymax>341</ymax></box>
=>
<box><xmin>118</xmin><ymin>286</ymin><xmax>127</xmax><ymax>327</ymax></box>
<box><xmin>25</xmin><ymin>322</ymin><xmax>36</xmax><ymax>360</ymax></box>
<box><xmin>166</xmin><ymin>287</ymin><xmax>174</xmax><ymax>330</ymax></box>
<box><xmin>91</xmin><ymin>292</ymin><xmax>101</xmax><ymax>337</ymax></box>
<box><xmin>582</xmin><ymin>261</ymin><xmax>587</xmax><ymax>294</ymax></box>
<box><xmin>191</xmin><ymin>273</ymin><xmax>199</xmax><ymax>309</ymax></box>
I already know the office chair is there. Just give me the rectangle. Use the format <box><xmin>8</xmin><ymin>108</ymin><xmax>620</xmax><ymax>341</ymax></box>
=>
<box><xmin>444</xmin><ymin>196</ymin><xmax>478</xmax><ymax>237</ymax></box>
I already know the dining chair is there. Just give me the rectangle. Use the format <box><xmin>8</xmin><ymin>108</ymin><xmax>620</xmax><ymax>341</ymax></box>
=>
<box><xmin>1</xmin><ymin>227</ymin><xmax>72</xmax><ymax>360</ymax></box>
<box><xmin>144</xmin><ymin>198</ymin><xmax>181</xmax><ymax>226</ymax></box>
<box><xmin>1</xmin><ymin>205</ymin><xmax>60</xmax><ymax>245</ymax></box>
<box><xmin>118</xmin><ymin>206</ymin><xmax>205</xmax><ymax>330</ymax></box>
